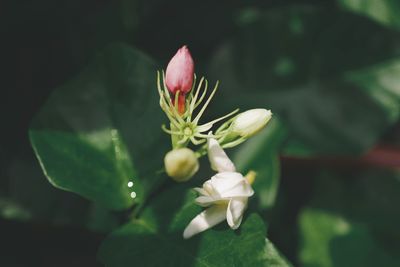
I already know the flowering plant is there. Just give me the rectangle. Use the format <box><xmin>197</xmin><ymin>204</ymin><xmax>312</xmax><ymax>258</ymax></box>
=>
<box><xmin>28</xmin><ymin>44</ymin><xmax>290</xmax><ymax>267</ymax></box>
<box><xmin>18</xmin><ymin>3</ymin><xmax>400</xmax><ymax>266</ymax></box>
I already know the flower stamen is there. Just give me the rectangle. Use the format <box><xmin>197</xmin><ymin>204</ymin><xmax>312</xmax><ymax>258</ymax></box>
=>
<box><xmin>193</xmin><ymin>81</ymin><xmax>218</xmax><ymax>125</ymax></box>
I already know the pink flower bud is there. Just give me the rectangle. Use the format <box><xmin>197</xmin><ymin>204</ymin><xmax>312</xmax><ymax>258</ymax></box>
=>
<box><xmin>166</xmin><ymin>45</ymin><xmax>194</xmax><ymax>95</ymax></box>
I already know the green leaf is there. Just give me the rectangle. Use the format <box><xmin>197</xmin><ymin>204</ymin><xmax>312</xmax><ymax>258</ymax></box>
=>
<box><xmin>298</xmin><ymin>170</ymin><xmax>400</xmax><ymax>267</ymax></box>
<box><xmin>209</xmin><ymin>6</ymin><xmax>400</xmax><ymax>155</ymax></box>
<box><xmin>99</xmin><ymin>214</ymin><xmax>289</xmax><ymax>267</ymax></box>
<box><xmin>338</xmin><ymin>0</ymin><xmax>400</xmax><ymax>29</ymax></box>
<box><xmin>263</xmin><ymin>238</ymin><xmax>293</xmax><ymax>267</ymax></box>
<box><xmin>299</xmin><ymin>209</ymin><xmax>400</xmax><ymax>267</ymax></box>
<box><xmin>29</xmin><ymin>43</ymin><xmax>168</xmax><ymax>210</ymax></box>
<box><xmin>233</xmin><ymin>117</ymin><xmax>287</xmax><ymax>209</ymax></box>
<box><xmin>308</xmin><ymin>170</ymin><xmax>400</xmax><ymax>236</ymax></box>
<box><xmin>98</xmin><ymin>184</ymin><xmax>292</xmax><ymax>267</ymax></box>
<box><xmin>30</xmin><ymin>130</ymin><xmax>135</xmax><ymax>210</ymax></box>
<box><xmin>0</xmin><ymin>153</ymin><xmax>119</xmax><ymax>231</ymax></box>
<box><xmin>345</xmin><ymin>58</ymin><xmax>400</xmax><ymax>123</ymax></box>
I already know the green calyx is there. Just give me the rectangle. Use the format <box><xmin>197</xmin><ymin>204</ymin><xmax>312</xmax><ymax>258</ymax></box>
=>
<box><xmin>157</xmin><ymin>70</ymin><xmax>239</xmax><ymax>150</ymax></box>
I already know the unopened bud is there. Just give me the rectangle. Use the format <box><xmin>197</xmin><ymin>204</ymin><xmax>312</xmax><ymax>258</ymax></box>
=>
<box><xmin>165</xmin><ymin>46</ymin><xmax>194</xmax><ymax>114</ymax></box>
<box><xmin>231</xmin><ymin>109</ymin><xmax>272</xmax><ymax>137</ymax></box>
<box><xmin>165</xmin><ymin>45</ymin><xmax>194</xmax><ymax>95</ymax></box>
<box><xmin>164</xmin><ymin>148</ymin><xmax>199</xmax><ymax>182</ymax></box>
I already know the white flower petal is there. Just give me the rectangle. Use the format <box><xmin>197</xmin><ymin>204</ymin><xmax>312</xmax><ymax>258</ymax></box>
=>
<box><xmin>208</xmin><ymin>138</ymin><xmax>236</xmax><ymax>173</ymax></box>
<box><xmin>183</xmin><ymin>205</ymin><xmax>227</xmax><ymax>239</ymax></box>
<box><xmin>226</xmin><ymin>198</ymin><xmax>248</xmax><ymax>229</ymax></box>
<box><xmin>209</xmin><ymin>172</ymin><xmax>254</xmax><ymax>198</ymax></box>
<box><xmin>193</xmin><ymin>187</ymin><xmax>209</xmax><ymax>196</ymax></box>
<box><xmin>195</xmin><ymin>196</ymin><xmax>216</xmax><ymax>207</ymax></box>
<box><xmin>209</xmin><ymin>172</ymin><xmax>244</xmax><ymax>193</ymax></box>
<box><xmin>203</xmin><ymin>180</ymin><xmax>217</xmax><ymax>195</ymax></box>
<box><xmin>219</xmin><ymin>180</ymin><xmax>254</xmax><ymax>199</ymax></box>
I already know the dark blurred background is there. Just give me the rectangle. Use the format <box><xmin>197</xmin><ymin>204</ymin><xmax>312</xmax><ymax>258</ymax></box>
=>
<box><xmin>1</xmin><ymin>0</ymin><xmax>400</xmax><ymax>266</ymax></box>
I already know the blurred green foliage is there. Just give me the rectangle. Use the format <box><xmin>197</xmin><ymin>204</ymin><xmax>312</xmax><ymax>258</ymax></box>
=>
<box><xmin>338</xmin><ymin>0</ymin><xmax>400</xmax><ymax>29</ymax></box>
<box><xmin>2</xmin><ymin>0</ymin><xmax>400</xmax><ymax>266</ymax></box>
<box><xmin>299</xmin><ymin>170</ymin><xmax>400</xmax><ymax>267</ymax></box>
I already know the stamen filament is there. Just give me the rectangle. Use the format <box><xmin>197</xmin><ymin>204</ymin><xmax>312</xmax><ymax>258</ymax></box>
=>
<box><xmin>165</xmin><ymin>110</ymin><xmax>181</xmax><ymax>129</ymax></box>
<box><xmin>194</xmin><ymin>133</ymin><xmax>217</xmax><ymax>138</ymax></box>
<box><xmin>197</xmin><ymin>109</ymin><xmax>239</xmax><ymax>133</ymax></box>
<box><xmin>215</xmin><ymin>116</ymin><xmax>236</xmax><ymax>134</ymax></box>
<box><xmin>221</xmin><ymin>137</ymin><xmax>246</xmax><ymax>148</ymax></box>
<box><xmin>162</xmin><ymin>71</ymin><xmax>173</xmax><ymax>106</ymax></box>
<box><xmin>167</xmin><ymin>91</ymin><xmax>186</xmax><ymax>124</ymax></box>
<box><xmin>189</xmin><ymin>77</ymin><xmax>205</xmax><ymax>118</ymax></box>
<box><xmin>194</xmin><ymin>79</ymin><xmax>208</xmax><ymax>110</ymax></box>
<box><xmin>193</xmin><ymin>81</ymin><xmax>219</xmax><ymax>124</ymax></box>
<box><xmin>178</xmin><ymin>136</ymin><xmax>189</xmax><ymax>145</ymax></box>
<box><xmin>190</xmin><ymin>136</ymin><xmax>206</xmax><ymax>145</ymax></box>
<box><xmin>161</xmin><ymin>124</ymin><xmax>182</xmax><ymax>135</ymax></box>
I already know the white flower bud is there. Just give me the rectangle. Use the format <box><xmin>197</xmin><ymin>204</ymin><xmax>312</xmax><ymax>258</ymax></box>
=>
<box><xmin>164</xmin><ymin>148</ymin><xmax>199</xmax><ymax>182</ymax></box>
<box><xmin>231</xmin><ymin>109</ymin><xmax>272</xmax><ymax>137</ymax></box>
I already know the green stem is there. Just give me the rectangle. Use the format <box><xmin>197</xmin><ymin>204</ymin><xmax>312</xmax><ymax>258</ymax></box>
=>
<box><xmin>171</xmin><ymin>122</ymin><xmax>180</xmax><ymax>149</ymax></box>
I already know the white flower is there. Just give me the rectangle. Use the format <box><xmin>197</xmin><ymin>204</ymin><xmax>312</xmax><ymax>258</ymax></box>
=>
<box><xmin>183</xmin><ymin>138</ymin><xmax>254</xmax><ymax>239</ymax></box>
